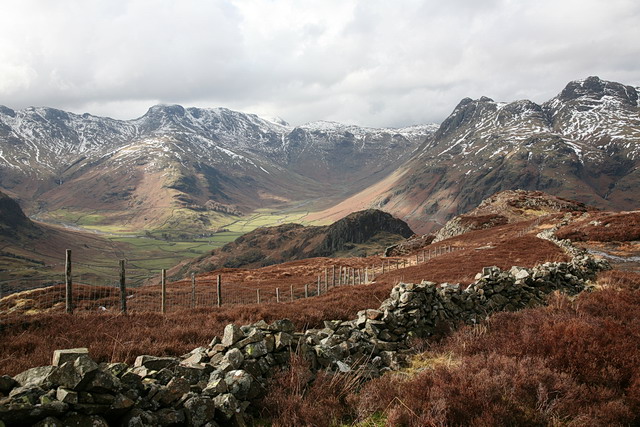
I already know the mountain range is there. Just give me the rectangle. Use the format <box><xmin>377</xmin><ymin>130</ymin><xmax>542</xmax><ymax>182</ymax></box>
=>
<box><xmin>0</xmin><ymin>104</ymin><xmax>433</xmax><ymax>235</ymax></box>
<box><xmin>1</xmin><ymin>76</ymin><xmax>638</xmax><ymax>236</ymax></box>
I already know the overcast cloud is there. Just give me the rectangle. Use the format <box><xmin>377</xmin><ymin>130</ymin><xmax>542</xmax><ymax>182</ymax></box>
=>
<box><xmin>1</xmin><ymin>0</ymin><xmax>639</xmax><ymax>127</ymax></box>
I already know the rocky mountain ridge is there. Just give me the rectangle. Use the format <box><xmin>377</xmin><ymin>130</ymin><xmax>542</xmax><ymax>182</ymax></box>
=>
<box><xmin>369</xmin><ymin>76</ymin><xmax>640</xmax><ymax>232</ymax></box>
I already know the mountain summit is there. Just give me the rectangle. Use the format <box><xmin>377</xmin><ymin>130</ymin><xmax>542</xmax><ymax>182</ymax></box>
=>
<box><xmin>321</xmin><ymin>77</ymin><xmax>639</xmax><ymax>233</ymax></box>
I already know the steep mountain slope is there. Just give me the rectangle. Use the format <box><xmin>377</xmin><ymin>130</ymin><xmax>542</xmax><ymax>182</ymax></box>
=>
<box><xmin>282</xmin><ymin>121</ymin><xmax>436</xmax><ymax>188</ymax></box>
<box><xmin>0</xmin><ymin>106</ymin><xmax>433</xmax><ymax>234</ymax></box>
<box><xmin>0</xmin><ymin>191</ymin><xmax>40</xmax><ymax>239</ymax></box>
<box><xmin>170</xmin><ymin>209</ymin><xmax>414</xmax><ymax>277</ymax></box>
<box><xmin>361</xmin><ymin>76</ymin><xmax>640</xmax><ymax>233</ymax></box>
<box><xmin>0</xmin><ymin>191</ymin><xmax>130</xmax><ymax>282</ymax></box>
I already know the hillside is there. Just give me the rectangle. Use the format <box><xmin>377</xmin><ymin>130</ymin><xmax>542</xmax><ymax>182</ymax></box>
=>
<box><xmin>2</xmin><ymin>190</ymin><xmax>639</xmax><ymax>426</ymax></box>
<box><xmin>0</xmin><ymin>191</ymin><xmax>39</xmax><ymax>239</ymax></box>
<box><xmin>170</xmin><ymin>209</ymin><xmax>414</xmax><ymax>278</ymax></box>
<box><xmin>0</xmin><ymin>191</ymin><xmax>135</xmax><ymax>286</ymax></box>
<box><xmin>2</xmin><ymin>77</ymin><xmax>638</xmax><ymax>243</ymax></box>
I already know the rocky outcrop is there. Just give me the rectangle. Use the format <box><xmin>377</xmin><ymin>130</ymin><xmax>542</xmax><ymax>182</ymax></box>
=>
<box><xmin>0</xmin><ymin>248</ymin><xmax>609</xmax><ymax>425</ymax></box>
<box><xmin>384</xmin><ymin>233</ymin><xmax>435</xmax><ymax>257</ymax></box>
<box><xmin>313</xmin><ymin>209</ymin><xmax>414</xmax><ymax>256</ymax></box>
<box><xmin>432</xmin><ymin>214</ymin><xmax>508</xmax><ymax>243</ymax></box>
<box><xmin>433</xmin><ymin>190</ymin><xmax>590</xmax><ymax>242</ymax></box>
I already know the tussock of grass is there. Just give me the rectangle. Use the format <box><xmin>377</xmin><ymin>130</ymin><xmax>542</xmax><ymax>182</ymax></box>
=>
<box><xmin>405</xmin><ymin>352</ymin><xmax>461</xmax><ymax>375</ymax></box>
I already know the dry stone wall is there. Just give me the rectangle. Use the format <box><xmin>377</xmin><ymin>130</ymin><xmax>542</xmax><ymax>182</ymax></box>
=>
<box><xmin>0</xmin><ymin>249</ymin><xmax>609</xmax><ymax>426</ymax></box>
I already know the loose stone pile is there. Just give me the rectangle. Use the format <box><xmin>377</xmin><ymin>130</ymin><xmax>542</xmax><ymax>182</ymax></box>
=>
<box><xmin>0</xmin><ymin>254</ymin><xmax>609</xmax><ymax>426</ymax></box>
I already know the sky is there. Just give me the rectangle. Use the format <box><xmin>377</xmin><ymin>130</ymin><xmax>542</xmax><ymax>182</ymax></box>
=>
<box><xmin>1</xmin><ymin>0</ymin><xmax>639</xmax><ymax>128</ymax></box>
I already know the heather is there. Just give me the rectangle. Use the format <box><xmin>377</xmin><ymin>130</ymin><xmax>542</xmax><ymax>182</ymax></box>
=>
<box><xmin>261</xmin><ymin>271</ymin><xmax>640</xmax><ymax>426</ymax></box>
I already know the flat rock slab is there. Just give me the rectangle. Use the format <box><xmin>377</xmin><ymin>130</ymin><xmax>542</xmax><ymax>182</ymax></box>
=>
<box><xmin>133</xmin><ymin>356</ymin><xmax>179</xmax><ymax>371</ymax></box>
<box><xmin>52</xmin><ymin>348</ymin><xmax>89</xmax><ymax>367</ymax></box>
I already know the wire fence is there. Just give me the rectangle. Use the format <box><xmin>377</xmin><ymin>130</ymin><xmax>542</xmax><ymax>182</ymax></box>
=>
<box><xmin>0</xmin><ymin>244</ymin><xmax>465</xmax><ymax>327</ymax></box>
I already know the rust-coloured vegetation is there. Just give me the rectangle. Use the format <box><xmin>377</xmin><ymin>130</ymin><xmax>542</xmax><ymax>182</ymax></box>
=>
<box><xmin>458</xmin><ymin>213</ymin><xmax>508</xmax><ymax>229</ymax></box>
<box><xmin>557</xmin><ymin>211</ymin><xmax>640</xmax><ymax>242</ymax></box>
<box><xmin>0</xmin><ymin>226</ymin><xmax>567</xmax><ymax>376</ymax></box>
<box><xmin>258</xmin><ymin>354</ymin><xmax>359</xmax><ymax>427</ymax></box>
<box><xmin>262</xmin><ymin>272</ymin><xmax>640</xmax><ymax>426</ymax></box>
<box><xmin>2</xmin><ymin>204</ymin><xmax>639</xmax><ymax>425</ymax></box>
<box><xmin>0</xmin><ymin>281</ymin><xmax>394</xmax><ymax>376</ymax></box>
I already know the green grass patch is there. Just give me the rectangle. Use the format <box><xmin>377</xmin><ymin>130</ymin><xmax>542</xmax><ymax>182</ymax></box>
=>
<box><xmin>224</xmin><ymin>209</ymin><xmax>310</xmax><ymax>233</ymax></box>
<box><xmin>18</xmin><ymin>206</ymin><xmax>314</xmax><ymax>284</ymax></box>
<box><xmin>105</xmin><ymin>236</ymin><xmax>219</xmax><ymax>277</ymax></box>
<box><xmin>39</xmin><ymin>208</ymin><xmax>107</xmax><ymax>226</ymax></box>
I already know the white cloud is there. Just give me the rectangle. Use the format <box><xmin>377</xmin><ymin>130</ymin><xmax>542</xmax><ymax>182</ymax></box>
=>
<box><xmin>0</xmin><ymin>0</ymin><xmax>639</xmax><ymax>127</ymax></box>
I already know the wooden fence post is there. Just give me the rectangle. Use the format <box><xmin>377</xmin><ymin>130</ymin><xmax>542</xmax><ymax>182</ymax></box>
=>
<box><xmin>332</xmin><ymin>265</ymin><xmax>336</xmax><ymax>287</ymax></box>
<box><xmin>305</xmin><ymin>284</ymin><xmax>309</xmax><ymax>298</ymax></box>
<box><xmin>256</xmin><ymin>289</ymin><xmax>261</xmax><ymax>304</ymax></box>
<box><xmin>119</xmin><ymin>259</ymin><xmax>126</xmax><ymax>314</ymax></box>
<box><xmin>216</xmin><ymin>275</ymin><xmax>222</xmax><ymax>307</ymax></box>
<box><xmin>161</xmin><ymin>269</ymin><xmax>166</xmax><ymax>314</ymax></box>
<box><xmin>65</xmin><ymin>249</ymin><xmax>73</xmax><ymax>314</ymax></box>
<box><xmin>191</xmin><ymin>273</ymin><xmax>196</xmax><ymax>309</ymax></box>
<box><xmin>276</xmin><ymin>288</ymin><xmax>280</xmax><ymax>303</ymax></box>
<box><xmin>317</xmin><ymin>275</ymin><xmax>321</xmax><ymax>295</ymax></box>
<box><xmin>324</xmin><ymin>268</ymin><xmax>328</xmax><ymax>290</ymax></box>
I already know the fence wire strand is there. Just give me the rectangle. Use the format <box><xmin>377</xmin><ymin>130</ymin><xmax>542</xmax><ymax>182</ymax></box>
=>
<box><xmin>1</xmin><ymin>245</ymin><xmax>464</xmax><ymax>326</ymax></box>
